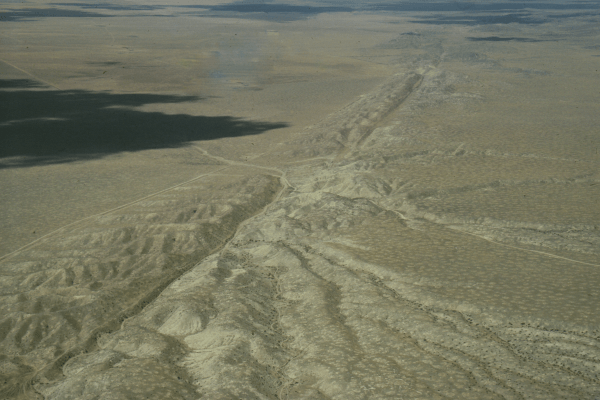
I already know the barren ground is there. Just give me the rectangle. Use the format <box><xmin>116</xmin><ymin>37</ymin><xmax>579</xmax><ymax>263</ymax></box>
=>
<box><xmin>1</xmin><ymin>1</ymin><xmax>599</xmax><ymax>399</ymax></box>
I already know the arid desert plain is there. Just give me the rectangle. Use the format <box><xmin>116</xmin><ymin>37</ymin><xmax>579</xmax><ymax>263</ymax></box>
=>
<box><xmin>1</xmin><ymin>0</ymin><xmax>600</xmax><ymax>399</ymax></box>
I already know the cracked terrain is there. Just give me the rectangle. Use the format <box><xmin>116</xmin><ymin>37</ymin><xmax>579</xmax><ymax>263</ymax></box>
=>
<box><xmin>1</xmin><ymin>1</ymin><xmax>600</xmax><ymax>399</ymax></box>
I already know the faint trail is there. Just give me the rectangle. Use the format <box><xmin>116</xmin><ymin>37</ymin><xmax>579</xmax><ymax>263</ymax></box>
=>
<box><xmin>193</xmin><ymin>145</ymin><xmax>295</xmax><ymax>191</ymax></box>
<box><xmin>0</xmin><ymin>165</ymin><xmax>230</xmax><ymax>262</ymax></box>
<box><xmin>372</xmin><ymin>199</ymin><xmax>599</xmax><ymax>266</ymax></box>
<box><xmin>192</xmin><ymin>145</ymin><xmax>296</xmax><ymax>241</ymax></box>
<box><xmin>0</xmin><ymin>143</ymin><xmax>299</xmax><ymax>262</ymax></box>
<box><xmin>0</xmin><ymin>58</ymin><xmax>62</xmax><ymax>90</ymax></box>
<box><xmin>282</xmin><ymin>156</ymin><xmax>332</xmax><ymax>164</ymax></box>
<box><xmin>451</xmin><ymin>227</ymin><xmax>600</xmax><ymax>267</ymax></box>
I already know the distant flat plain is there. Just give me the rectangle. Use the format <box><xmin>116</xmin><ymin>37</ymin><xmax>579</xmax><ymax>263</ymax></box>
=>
<box><xmin>1</xmin><ymin>1</ymin><xmax>599</xmax><ymax>399</ymax></box>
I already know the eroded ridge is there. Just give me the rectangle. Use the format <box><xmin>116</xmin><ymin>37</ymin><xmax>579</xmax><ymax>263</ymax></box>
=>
<box><xmin>4</xmin><ymin>42</ymin><xmax>600</xmax><ymax>399</ymax></box>
<box><xmin>42</xmin><ymin>189</ymin><xmax>600</xmax><ymax>399</ymax></box>
<box><xmin>0</xmin><ymin>173</ymin><xmax>280</xmax><ymax>398</ymax></box>
<box><xmin>286</xmin><ymin>70</ymin><xmax>425</xmax><ymax>159</ymax></box>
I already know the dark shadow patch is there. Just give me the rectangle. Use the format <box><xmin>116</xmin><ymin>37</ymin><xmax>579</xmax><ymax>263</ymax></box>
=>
<box><xmin>546</xmin><ymin>10</ymin><xmax>600</xmax><ymax>19</ymax></box>
<box><xmin>467</xmin><ymin>36</ymin><xmax>547</xmax><ymax>42</ymax></box>
<box><xmin>0</xmin><ymin>79</ymin><xmax>288</xmax><ymax>168</ymax></box>
<box><xmin>367</xmin><ymin>1</ymin><xmax>600</xmax><ymax>13</ymax></box>
<box><xmin>364</xmin><ymin>1</ymin><xmax>599</xmax><ymax>25</ymax></box>
<box><xmin>52</xmin><ymin>2</ymin><xmax>162</xmax><ymax>11</ymax></box>
<box><xmin>86</xmin><ymin>61</ymin><xmax>123</xmax><ymax>66</ymax></box>
<box><xmin>179</xmin><ymin>2</ymin><xmax>353</xmax><ymax>22</ymax></box>
<box><xmin>410</xmin><ymin>12</ymin><xmax>546</xmax><ymax>25</ymax></box>
<box><xmin>0</xmin><ymin>8</ymin><xmax>110</xmax><ymax>21</ymax></box>
<box><xmin>205</xmin><ymin>3</ymin><xmax>353</xmax><ymax>14</ymax></box>
<box><xmin>411</xmin><ymin>10</ymin><xmax>600</xmax><ymax>25</ymax></box>
<box><xmin>0</xmin><ymin>79</ymin><xmax>47</xmax><ymax>89</ymax></box>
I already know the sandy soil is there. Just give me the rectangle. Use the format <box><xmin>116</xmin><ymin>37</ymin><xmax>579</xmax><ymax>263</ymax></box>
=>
<box><xmin>1</xmin><ymin>1</ymin><xmax>599</xmax><ymax>399</ymax></box>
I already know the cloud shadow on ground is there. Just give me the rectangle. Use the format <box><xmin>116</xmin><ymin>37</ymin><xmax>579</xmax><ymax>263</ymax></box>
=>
<box><xmin>0</xmin><ymin>79</ymin><xmax>288</xmax><ymax>168</ymax></box>
<box><xmin>4</xmin><ymin>1</ymin><xmax>598</xmax><ymax>24</ymax></box>
<box><xmin>410</xmin><ymin>12</ymin><xmax>547</xmax><ymax>25</ymax></box>
<box><xmin>1</xmin><ymin>2</ymin><xmax>354</xmax><ymax>23</ymax></box>
<box><xmin>179</xmin><ymin>3</ymin><xmax>353</xmax><ymax>22</ymax></box>
<box><xmin>410</xmin><ymin>10</ymin><xmax>600</xmax><ymax>25</ymax></box>
<box><xmin>0</xmin><ymin>8</ymin><xmax>110</xmax><ymax>21</ymax></box>
<box><xmin>467</xmin><ymin>36</ymin><xmax>547</xmax><ymax>42</ymax></box>
<box><xmin>52</xmin><ymin>2</ymin><xmax>162</xmax><ymax>11</ymax></box>
<box><xmin>367</xmin><ymin>1</ymin><xmax>600</xmax><ymax>13</ymax></box>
